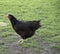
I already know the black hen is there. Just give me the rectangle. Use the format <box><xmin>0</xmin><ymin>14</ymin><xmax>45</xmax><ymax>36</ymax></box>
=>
<box><xmin>8</xmin><ymin>14</ymin><xmax>41</xmax><ymax>39</ymax></box>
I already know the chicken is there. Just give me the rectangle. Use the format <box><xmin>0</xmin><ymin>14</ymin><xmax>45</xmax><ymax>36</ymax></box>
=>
<box><xmin>7</xmin><ymin>14</ymin><xmax>41</xmax><ymax>41</ymax></box>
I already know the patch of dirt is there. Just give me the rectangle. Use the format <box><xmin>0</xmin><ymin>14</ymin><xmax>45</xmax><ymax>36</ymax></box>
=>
<box><xmin>38</xmin><ymin>38</ymin><xmax>60</xmax><ymax>54</ymax></box>
<box><xmin>0</xmin><ymin>36</ymin><xmax>60</xmax><ymax>54</ymax></box>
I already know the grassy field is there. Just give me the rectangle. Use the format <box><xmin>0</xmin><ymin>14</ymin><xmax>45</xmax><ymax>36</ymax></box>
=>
<box><xmin>0</xmin><ymin>0</ymin><xmax>60</xmax><ymax>54</ymax></box>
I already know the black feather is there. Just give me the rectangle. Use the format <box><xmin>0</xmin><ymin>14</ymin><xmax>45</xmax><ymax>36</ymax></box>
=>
<box><xmin>8</xmin><ymin>14</ymin><xmax>41</xmax><ymax>39</ymax></box>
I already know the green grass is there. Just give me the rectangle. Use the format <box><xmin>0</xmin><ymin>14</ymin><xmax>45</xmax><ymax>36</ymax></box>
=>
<box><xmin>44</xmin><ymin>35</ymin><xmax>60</xmax><ymax>49</ymax></box>
<box><xmin>0</xmin><ymin>45</ymin><xmax>8</xmax><ymax>54</ymax></box>
<box><xmin>52</xmin><ymin>45</ymin><xmax>60</xmax><ymax>50</ymax></box>
<box><xmin>44</xmin><ymin>35</ymin><xmax>60</xmax><ymax>43</ymax></box>
<box><xmin>0</xmin><ymin>0</ymin><xmax>60</xmax><ymax>53</ymax></box>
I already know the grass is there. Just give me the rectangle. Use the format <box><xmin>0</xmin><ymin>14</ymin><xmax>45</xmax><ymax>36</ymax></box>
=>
<box><xmin>44</xmin><ymin>35</ymin><xmax>60</xmax><ymax>43</ymax></box>
<box><xmin>0</xmin><ymin>0</ymin><xmax>60</xmax><ymax>53</ymax></box>
<box><xmin>52</xmin><ymin>45</ymin><xmax>60</xmax><ymax>50</ymax></box>
<box><xmin>44</xmin><ymin>35</ymin><xmax>60</xmax><ymax>49</ymax></box>
<box><xmin>0</xmin><ymin>45</ymin><xmax>8</xmax><ymax>54</ymax></box>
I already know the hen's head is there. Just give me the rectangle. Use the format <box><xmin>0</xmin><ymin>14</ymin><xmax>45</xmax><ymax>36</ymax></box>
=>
<box><xmin>7</xmin><ymin>14</ymin><xmax>15</xmax><ymax>19</ymax></box>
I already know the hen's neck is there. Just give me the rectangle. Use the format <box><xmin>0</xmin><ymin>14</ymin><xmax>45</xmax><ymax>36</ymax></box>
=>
<box><xmin>9</xmin><ymin>17</ymin><xmax>17</xmax><ymax>27</ymax></box>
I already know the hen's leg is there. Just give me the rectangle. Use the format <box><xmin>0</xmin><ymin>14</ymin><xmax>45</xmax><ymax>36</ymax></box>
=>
<box><xmin>18</xmin><ymin>39</ymin><xmax>24</xmax><ymax>43</ymax></box>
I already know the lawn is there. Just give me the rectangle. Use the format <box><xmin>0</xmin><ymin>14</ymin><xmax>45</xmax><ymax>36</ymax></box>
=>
<box><xmin>0</xmin><ymin>0</ymin><xmax>60</xmax><ymax>54</ymax></box>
